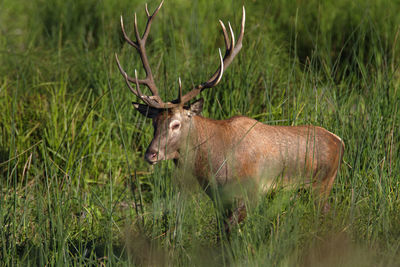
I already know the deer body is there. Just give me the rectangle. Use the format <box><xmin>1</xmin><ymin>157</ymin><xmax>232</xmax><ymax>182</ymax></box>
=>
<box><xmin>116</xmin><ymin>2</ymin><xmax>344</xmax><ymax>231</ymax></box>
<box><xmin>188</xmin><ymin>115</ymin><xmax>343</xmax><ymax>193</ymax></box>
<box><xmin>146</xmin><ymin>108</ymin><xmax>344</xmax><ymax>210</ymax></box>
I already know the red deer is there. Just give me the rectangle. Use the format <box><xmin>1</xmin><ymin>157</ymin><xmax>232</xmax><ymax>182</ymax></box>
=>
<box><xmin>115</xmin><ymin>1</ymin><xmax>344</xmax><ymax>232</ymax></box>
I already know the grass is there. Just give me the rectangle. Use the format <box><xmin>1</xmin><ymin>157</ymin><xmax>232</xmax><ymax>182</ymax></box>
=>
<box><xmin>1</xmin><ymin>0</ymin><xmax>400</xmax><ymax>265</ymax></box>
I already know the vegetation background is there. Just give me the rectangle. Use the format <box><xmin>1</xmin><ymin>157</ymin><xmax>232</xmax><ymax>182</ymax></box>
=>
<box><xmin>1</xmin><ymin>0</ymin><xmax>399</xmax><ymax>265</ymax></box>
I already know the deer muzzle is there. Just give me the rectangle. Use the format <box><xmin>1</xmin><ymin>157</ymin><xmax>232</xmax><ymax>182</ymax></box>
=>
<box><xmin>144</xmin><ymin>148</ymin><xmax>163</xmax><ymax>165</ymax></box>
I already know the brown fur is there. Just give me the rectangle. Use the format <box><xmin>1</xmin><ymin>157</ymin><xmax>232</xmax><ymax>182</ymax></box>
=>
<box><xmin>189</xmin><ymin>116</ymin><xmax>344</xmax><ymax>193</ymax></box>
<box><xmin>143</xmin><ymin>103</ymin><xmax>344</xmax><ymax>231</ymax></box>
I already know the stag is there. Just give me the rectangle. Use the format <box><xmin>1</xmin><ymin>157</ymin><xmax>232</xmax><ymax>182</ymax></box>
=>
<box><xmin>115</xmin><ymin>1</ymin><xmax>344</xmax><ymax>232</ymax></box>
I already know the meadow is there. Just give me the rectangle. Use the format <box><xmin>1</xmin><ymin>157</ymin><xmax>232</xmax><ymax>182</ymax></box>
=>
<box><xmin>1</xmin><ymin>0</ymin><xmax>400</xmax><ymax>265</ymax></box>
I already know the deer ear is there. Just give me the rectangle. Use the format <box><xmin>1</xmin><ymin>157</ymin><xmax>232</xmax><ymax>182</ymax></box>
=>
<box><xmin>133</xmin><ymin>102</ymin><xmax>160</xmax><ymax>118</ymax></box>
<box><xmin>189</xmin><ymin>98</ymin><xmax>204</xmax><ymax>116</ymax></box>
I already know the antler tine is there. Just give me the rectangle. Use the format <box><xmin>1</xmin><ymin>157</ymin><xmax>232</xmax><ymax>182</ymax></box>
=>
<box><xmin>228</xmin><ymin>22</ymin><xmax>236</xmax><ymax>50</ymax></box>
<box><xmin>145</xmin><ymin>3</ymin><xmax>150</xmax><ymax>17</ymax></box>
<box><xmin>237</xmin><ymin>6</ymin><xmax>246</xmax><ymax>47</ymax></box>
<box><xmin>178</xmin><ymin>77</ymin><xmax>182</xmax><ymax>103</ymax></box>
<box><xmin>219</xmin><ymin>20</ymin><xmax>230</xmax><ymax>51</ymax></box>
<box><xmin>179</xmin><ymin>6</ymin><xmax>245</xmax><ymax>105</ymax></box>
<box><xmin>120</xmin><ymin>16</ymin><xmax>138</xmax><ymax>49</ymax></box>
<box><xmin>115</xmin><ymin>53</ymin><xmax>139</xmax><ymax>95</ymax></box>
<box><xmin>214</xmin><ymin>49</ymin><xmax>225</xmax><ymax>85</ymax></box>
<box><xmin>143</xmin><ymin>0</ymin><xmax>164</xmax><ymax>41</ymax></box>
<box><xmin>134</xmin><ymin>69</ymin><xmax>145</xmax><ymax>100</ymax></box>
<box><xmin>133</xmin><ymin>13</ymin><xmax>141</xmax><ymax>43</ymax></box>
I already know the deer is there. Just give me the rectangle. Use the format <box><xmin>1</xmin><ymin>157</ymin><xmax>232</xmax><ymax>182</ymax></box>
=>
<box><xmin>115</xmin><ymin>1</ymin><xmax>344</xmax><ymax>233</ymax></box>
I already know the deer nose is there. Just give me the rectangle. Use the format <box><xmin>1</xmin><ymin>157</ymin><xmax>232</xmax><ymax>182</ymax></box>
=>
<box><xmin>145</xmin><ymin>149</ymin><xmax>158</xmax><ymax>164</ymax></box>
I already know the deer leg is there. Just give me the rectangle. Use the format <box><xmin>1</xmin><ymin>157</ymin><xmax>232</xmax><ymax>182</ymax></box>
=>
<box><xmin>314</xmin><ymin>168</ymin><xmax>339</xmax><ymax>213</ymax></box>
<box><xmin>224</xmin><ymin>201</ymin><xmax>247</xmax><ymax>234</ymax></box>
<box><xmin>323</xmin><ymin>168</ymin><xmax>339</xmax><ymax>212</ymax></box>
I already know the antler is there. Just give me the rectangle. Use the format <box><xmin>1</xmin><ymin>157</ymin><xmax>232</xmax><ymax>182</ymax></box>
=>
<box><xmin>115</xmin><ymin>0</ymin><xmax>180</xmax><ymax>109</ymax></box>
<box><xmin>116</xmin><ymin>2</ymin><xmax>245</xmax><ymax>109</ymax></box>
<box><xmin>179</xmin><ymin>6</ymin><xmax>246</xmax><ymax>104</ymax></box>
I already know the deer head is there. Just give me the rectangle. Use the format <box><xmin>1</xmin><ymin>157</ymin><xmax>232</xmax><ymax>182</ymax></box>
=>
<box><xmin>115</xmin><ymin>1</ymin><xmax>245</xmax><ymax>164</ymax></box>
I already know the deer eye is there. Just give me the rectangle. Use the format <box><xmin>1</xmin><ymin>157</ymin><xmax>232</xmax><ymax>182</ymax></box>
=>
<box><xmin>170</xmin><ymin>121</ymin><xmax>181</xmax><ymax>131</ymax></box>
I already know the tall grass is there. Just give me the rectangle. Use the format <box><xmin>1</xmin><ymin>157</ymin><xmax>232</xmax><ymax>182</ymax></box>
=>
<box><xmin>1</xmin><ymin>0</ymin><xmax>399</xmax><ymax>265</ymax></box>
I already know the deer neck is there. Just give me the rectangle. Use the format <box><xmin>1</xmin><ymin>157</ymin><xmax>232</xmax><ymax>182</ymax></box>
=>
<box><xmin>177</xmin><ymin>115</ymin><xmax>227</xmax><ymax>160</ymax></box>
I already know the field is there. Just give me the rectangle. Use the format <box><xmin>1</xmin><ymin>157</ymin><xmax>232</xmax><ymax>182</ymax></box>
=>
<box><xmin>1</xmin><ymin>0</ymin><xmax>400</xmax><ymax>265</ymax></box>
